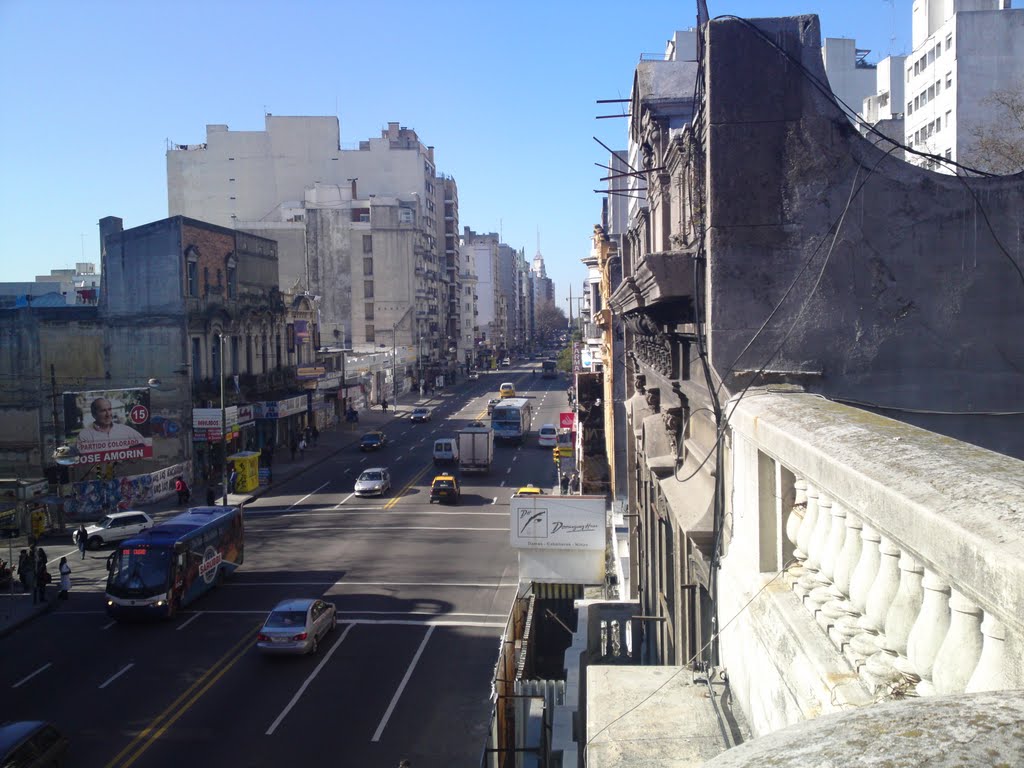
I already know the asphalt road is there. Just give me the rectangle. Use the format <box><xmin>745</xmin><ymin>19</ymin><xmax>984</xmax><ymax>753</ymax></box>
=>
<box><xmin>3</xmin><ymin>364</ymin><xmax>571</xmax><ymax>768</ymax></box>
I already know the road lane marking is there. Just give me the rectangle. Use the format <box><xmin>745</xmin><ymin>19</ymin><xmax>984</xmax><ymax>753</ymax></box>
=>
<box><xmin>492</xmin><ymin>497</ymin><xmax>498</xmax><ymax>504</ymax></box>
<box><xmin>266</xmin><ymin>623</ymin><xmax>356</xmax><ymax>736</ymax></box>
<box><xmin>105</xmin><ymin>622</ymin><xmax>261</xmax><ymax>768</ymax></box>
<box><xmin>288</xmin><ymin>481</ymin><xmax>331</xmax><ymax>510</ymax></box>
<box><xmin>332</xmin><ymin>493</ymin><xmax>356</xmax><ymax>509</ymax></box>
<box><xmin>383</xmin><ymin>462</ymin><xmax>433</xmax><ymax>510</ymax></box>
<box><xmin>12</xmin><ymin>662</ymin><xmax>51</xmax><ymax>688</ymax></box>
<box><xmin>99</xmin><ymin>663</ymin><xmax>134</xmax><ymax>689</ymax></box>
<box><xmin>372</xmin><ymin>625</ymin><xmax>435</xmax><ymax>742</ymax></box>
<box><xmin>506</xmin><ymin>468</ymin><xmax>511</xmax><ymax>474</ymax></box>
<box><xmin>103</xmin><ymin>620</ymin><xmax>117</xmax><ymax>630</ymax></box>
<box><xmin>176</xmin><ymin>612</ymin><xmax>202</xmax><ymax>631</ymax></box>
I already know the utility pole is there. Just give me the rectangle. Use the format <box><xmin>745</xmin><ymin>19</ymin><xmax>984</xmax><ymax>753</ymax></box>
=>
<box><xmin>219</xmin><ymin>334</ymin><xmax>228</xmax><ymax>506</ymax></box>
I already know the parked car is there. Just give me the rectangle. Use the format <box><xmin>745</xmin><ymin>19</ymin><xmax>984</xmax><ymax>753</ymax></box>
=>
<box><xmin>72</xmin><ymin>510</ymin><xmax>154</xmax><ymax>550</ymax></box>
<box><xmin>410</xmin><ymin>407</ymin><xmax>432</xmax><ymax>423</ymax></box>
<box><xmin>354</xmin><ymin>468</ymin><xmax>391</xmax><ymax>497</ymax></box>
<box><xmin>537</xmin><ymin>423</ymin><xmax>558</xmax><ymax>448</ymax></box>
<box><xmin>429</xmin><ymin>474</ymin><xmax>461</xmax><ymax>504</ymax></box>
<box><xmin>359</xmin><ymin>431</ymin><xmax>388</xmax><ymax>451</ymax></box>
<box><xmin>0</xmin><ymin>721</ymin><xmax>69</xmax><ymax>767</ymax></box>
<box><xmin>256</xmin><ymin>598</ymin><xmax>337</xmax><ymax>656</ymax></box>
<box><xmin>486</xmin><ymin>398</ymin><xmax>501</xmax><ymax>415</ymax></box>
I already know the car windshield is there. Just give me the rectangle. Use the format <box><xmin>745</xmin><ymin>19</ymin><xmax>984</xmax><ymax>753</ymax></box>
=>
<box><xmin>96</xmin><ymin>516</ymin><xmax>116</xmax><ymax>529</ymax></box>
<box><xmin>362</xmin><ymin>433</ymin><xmax>379</xmax><ymax>441</ymax></box>
<box><xmin>360</xmin><ymin>471</ymin><xmax>382</xmax><ymax>482</ymax></box>
<box><xmin>264</xmin><ymin>610</ymin><xmax>307</xmax><ymax>628</ymax></box>
<box><xmin>414</xmin><ymin>408</ymin><xmax>427</xmax><ymax>414</ymax></box>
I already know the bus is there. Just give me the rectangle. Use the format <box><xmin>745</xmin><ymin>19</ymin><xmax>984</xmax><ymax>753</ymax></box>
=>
<box><xmin>491</xmin><ymin>397</ymin><xmax>533</xmax><ymax>443</ymax></box>
<box><xmin>105</xmin><ymin>505</ymin><xmax>244</xmax><ymax>619</ymax></box>
<box><xmin>541</xmin><ymin>360</ymin><xmax>557</xmax><ymax>378</ymax></box>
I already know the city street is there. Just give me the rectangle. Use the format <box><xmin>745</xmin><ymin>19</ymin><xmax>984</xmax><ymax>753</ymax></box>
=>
<box><xmin>2</xmin><ymin>364</ymin><xmax>570</xmax><ymax>768</ymax></box>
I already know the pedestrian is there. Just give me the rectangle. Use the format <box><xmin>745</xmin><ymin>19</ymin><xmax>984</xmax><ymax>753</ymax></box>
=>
<box><xmin>35</xmin><ymin>552</ymin><xmax>50</xmax><ymax>604</ymax></box>
<box><xmin>290</xmin><ymin>436</ymin><xmax>298</xmax><ymax>461</ymax></box>
<box><xmin>206</xmin><ymin>486</ymin><xmax>216</xmax><ymax>506</ymax></box>
<box><xmin>228</xmin><ymin>467</ymin><xmax>238</xmax><ymax>494</ymax></box>
<box><xmin>381</xmin><ymin>397</ymin><xmax>388</xmax><ymax>413</ymax></box>
<box><xmin>311</xmin><ymin>425</ymin><xmax>319</xmax><ymax>446</ymax></box>
<box><xmin>560</xmin><ymin>473</ymin><xmax>570</xmax><ymax>495</ymax></box>
<box><xmin>24</xmin><ymin>552</ymin><xmax>37</xmax><ymax>602</ymax></box>
<box><xmin>58</xmin><ymin>557</ymin><xmax>71</xmax><ymax>600</ymax></box>
<box><xmin>17</xmin><ymin>549</ymin><xmax>30</xmax><ymax>592</ymax></box>
<box><xmin>77</xmin><ymin>524</ymin><xmax>88</xmax><ymax>559</ymax></box>
<box><xmin>570</xmin><ymin>471</ymin><xmax>580</xmax><ymax>494</ymax></box>
<box><xmin>175</xmin><ymin>476</ymin><xmax>190</xmax><ymax>505</ymax></box>
<box><xmin>298</xmin><ymin>436</ymin><xmax>306</xmax><ymax>458</ymax></box>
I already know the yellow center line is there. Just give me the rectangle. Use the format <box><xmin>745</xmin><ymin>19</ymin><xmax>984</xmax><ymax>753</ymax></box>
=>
<box><xmin>384</xmin><ymin>463</ymin><xmax>433</xmax><ymax>510</ymax></box>
<box><xmin>105</xmin><ymin>621</ymin><xmax>261</xmax><ymax>768</ymax></box>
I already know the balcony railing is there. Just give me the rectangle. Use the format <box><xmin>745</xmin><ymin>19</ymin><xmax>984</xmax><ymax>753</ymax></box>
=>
<box><xmin>719</xmin><ymin>390</ymin><xmax>1024</xmax><ymax>734</ymax></box>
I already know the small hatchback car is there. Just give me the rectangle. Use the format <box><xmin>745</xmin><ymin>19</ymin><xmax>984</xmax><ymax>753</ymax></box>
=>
<box><xmin>359</xmin><ymin>430</ymin><xmax>387</xmax><ymax>451</ymax></box>
<box><xmin>429</xmin><ymin>474</ymin><xmax>461</xmax><ymax>504</ymax></box>
<box><xmin>354</xmin><ymin>468</ymin><xmax>391</xmax><ymax>497</ymax></box>
<box><xmin>257</xmin><ymin>598</ymin><xmax>337</xmax><ymax>655</ymax></box>
<box><xmin>73</xmin><ymin>511</ymin><xmax>154</xmax><ymax>550</ymax></box>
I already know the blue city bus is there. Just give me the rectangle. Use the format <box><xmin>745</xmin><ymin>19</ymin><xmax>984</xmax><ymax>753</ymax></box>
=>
<box><xmin>105</xmin><ymin>506</ymin><xmax>244</xmax><ymax>619</ymax></box>
<box><xmin>491</xmin><ymin>397</ymin><xmax>533</xmax><ymax>443</ymax></box>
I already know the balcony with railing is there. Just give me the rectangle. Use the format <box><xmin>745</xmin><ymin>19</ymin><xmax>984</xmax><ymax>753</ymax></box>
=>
<box><xmin>555</xmin><ymin>389</ymin><xmax>1024</xmax><ymax>763</ymax></box>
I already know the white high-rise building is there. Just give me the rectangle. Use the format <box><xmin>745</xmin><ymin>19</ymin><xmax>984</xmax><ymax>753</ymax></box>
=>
<box><xmin>904</xmin><ymin>0</ymin><xmax>1024</xmax><ymax>172</ymax></box>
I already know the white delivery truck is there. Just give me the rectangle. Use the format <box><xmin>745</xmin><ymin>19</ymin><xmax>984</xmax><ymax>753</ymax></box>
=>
<box><xmin>457</xmin><ymin>422</ymin><xmax>494</xmax><ymax>474</ymax></box>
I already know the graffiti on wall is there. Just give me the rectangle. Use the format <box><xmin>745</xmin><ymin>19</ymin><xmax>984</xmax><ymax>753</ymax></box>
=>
<box><xmin>64</xmin><ymin>461</ymin><xmax>191</xmax><ymax>521</ymax></box>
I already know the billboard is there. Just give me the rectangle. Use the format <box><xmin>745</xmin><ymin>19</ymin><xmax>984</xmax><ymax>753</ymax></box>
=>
<box><xmin>63</xmin><ymin>388</ymin><xmax>153</xmax><ymax>464</ymax></box>
<box><xmin>510</xmin><ymin>495</ymin><xmax>605</xmax><ymax>550</ymax></box>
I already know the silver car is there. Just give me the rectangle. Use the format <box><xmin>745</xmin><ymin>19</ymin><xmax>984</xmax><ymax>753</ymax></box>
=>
<box><xmin>256</xmin><ymin>598</ymin><xmax>337</xmax><ymax>655</ymax></box>
<box><xmin>354</xmin><ymin>467</ymin><xmax>391</xmax><ymax>497</ymax></box>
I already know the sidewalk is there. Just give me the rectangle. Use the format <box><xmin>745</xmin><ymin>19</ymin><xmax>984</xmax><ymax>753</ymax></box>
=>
<box><xmin>0</xmin><ymin>388</ymin><xmax>457</xmax><ymax>637</ymax></box>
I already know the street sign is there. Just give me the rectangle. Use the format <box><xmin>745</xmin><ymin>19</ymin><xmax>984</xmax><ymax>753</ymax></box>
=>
<box><xmin>559</xmin><ymin>412</ymin><xmax>575</xmax><ymax>430</ymax></box>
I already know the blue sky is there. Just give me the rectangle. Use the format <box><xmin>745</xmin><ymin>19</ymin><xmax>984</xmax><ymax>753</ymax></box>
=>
<box><xmin>0</xmin><ymin>1</ymin><xmax>911</xmax><ymax>310</ymax></box>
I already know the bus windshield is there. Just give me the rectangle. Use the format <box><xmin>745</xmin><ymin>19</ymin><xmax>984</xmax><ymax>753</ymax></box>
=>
<box><xmin>106</xmin><ymin>546</ymin><xmax>172</xmax><ymax>598</ymax></box>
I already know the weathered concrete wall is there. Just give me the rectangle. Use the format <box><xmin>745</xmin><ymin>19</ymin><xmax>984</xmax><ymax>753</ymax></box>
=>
<box><xmin>705</xmin><ymin>15</ymin><xmax>1024</xmax><ymax>458</ymax></box>
<box><xmin>305</xmin><ymin>207</ymin><xmax>355</xmax><ymax>346</ymax></box>
<box><xmin>102</xmin><ymin>218</ymin><xmax>185</xmax><ymax>319</ymax></box>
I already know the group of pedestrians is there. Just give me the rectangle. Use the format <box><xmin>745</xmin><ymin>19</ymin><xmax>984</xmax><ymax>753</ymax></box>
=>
<box><xmin>16</xmin><ymin>547</ymin><xmax>72</xmax><ymax>604</ymax></box>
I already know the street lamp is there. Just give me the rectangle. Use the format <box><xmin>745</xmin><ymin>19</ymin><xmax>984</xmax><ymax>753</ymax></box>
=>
<box><xmin>217</xmin><ymin>333</ymin><xmax>228</xmax><ymax>506</ymax></box>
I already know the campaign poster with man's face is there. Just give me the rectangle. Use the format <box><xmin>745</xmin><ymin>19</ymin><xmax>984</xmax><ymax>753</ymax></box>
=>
<box><xmin>62</xmin><ymin>388</ymin><xmax>153</xmax><ymax>464</ymax></box>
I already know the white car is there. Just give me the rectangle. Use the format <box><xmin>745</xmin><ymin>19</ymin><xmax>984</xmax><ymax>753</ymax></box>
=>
<box><xmin>72</xmin><ymin>510</ymin><xmax>154</xmax><ymax>550</ymax></box>
<box><xmin>354</xmin><ymin>467</ymin><xmax>391</xmax><ymax>496</ymax></box>
<box><xmin>538</xmin><ymin>424</ymin><xmax>558</xmax><ymax>448</ymax></box>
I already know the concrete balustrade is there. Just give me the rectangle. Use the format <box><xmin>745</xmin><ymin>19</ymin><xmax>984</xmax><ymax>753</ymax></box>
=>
<box><xmin>718</xmin><ymin>391</ymin><xmax>1024</xmax><ymax>735</ymax></box>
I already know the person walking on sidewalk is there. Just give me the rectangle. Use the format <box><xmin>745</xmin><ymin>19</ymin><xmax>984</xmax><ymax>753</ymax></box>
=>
<box><xmin>35</xmin><ymin>552</ymin><xmax>50</xmax><ymax>604</ymax></box>
<box><xmin>311</xmin><ymin>425</ymin><xmax>319</xmax><ymax>446</ymax></box>
<box><xmin>175</xmin><ymin>476</ymin><xmax>191</xmax><ymax>505</ymax></box>
<box><xmin>58</xmin><ymin>557</ymin><xmax>71</xmax><ymax>600</ymax></box>
<box><xmin>381</xmin><ymin>397</ymin><xmax>389</xmax><ymax>413</ymax></box>
<box><xmin>289</xmin><ymin>436</ymin><xmax>298</xmax><ymax>461</ymax></box>
<box><xmin>17</xmin><ymin>549</ymin><xmax>31</xmax><ymax>592</ymax></box>
<box><xmin>298</xmin><ymin>436</ymin><xmax>306</xmax><ymax>459</ymax></box>
<box><xmin>77</xmin><ymin>524</ymin><xmax>88</xmax><ymax>559</ymax></box>
<box><xmin>228</xmin><ymin>468</ymin><xmax>238</xmax><ymax>495</ymax></box>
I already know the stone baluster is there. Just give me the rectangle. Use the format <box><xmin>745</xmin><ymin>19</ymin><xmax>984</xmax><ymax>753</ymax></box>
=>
<box><xmin>864</xmin><ymin>551</ymin><xmax>925</xmax><ymax>691</ymax></box>
<box><xmin>966</xmin><ymin>615</ymin><xmax>1012</xmax><ymax>692</ymax></box>
<box><xmin>930</xmin><ymin>589</ymin><xmax>983</xmax><ymax>695</ymax></box>
<box><xmin>806</xmin><ymin>496</ymin><xmax>843</xmax><ymax>614</ymax></box>
<box><xmin>849</xmin><ymin>537</ymin><xmax>901</xmax><ymax>677</ymax></box>
<box><xmin>897</xmin><ymin>570</ymin><xmax>951</xmax><ymax>694</ymax></box>
<box><xmin>798</xmin><ymin>493</ymin><xmax>833</xmax><ymax>598</ymax></box>
<box><xmin>783</xmin><ymin>477</ymin><xmax>807</xmax><ymax>585</ymax></box>
<box><xmin>821</xmin><ymin>511</ymin><xmax>863</xmax><ymax>648</ymax></box>
<box><xmin>793</xmin><ymin>483</ymin><xmax>820</xmax><ymax>598</ymax></box>
<box><xmin>835</xmin><ymin>523</ymin><xmax>881</xmax><ymax>658</ymax></box>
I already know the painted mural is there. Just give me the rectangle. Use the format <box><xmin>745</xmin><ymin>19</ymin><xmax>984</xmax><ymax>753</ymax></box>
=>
<box><xmin>64</xmin><ymin>461</ymin><xmax>191</xmax><ymax>521</ymax></box>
